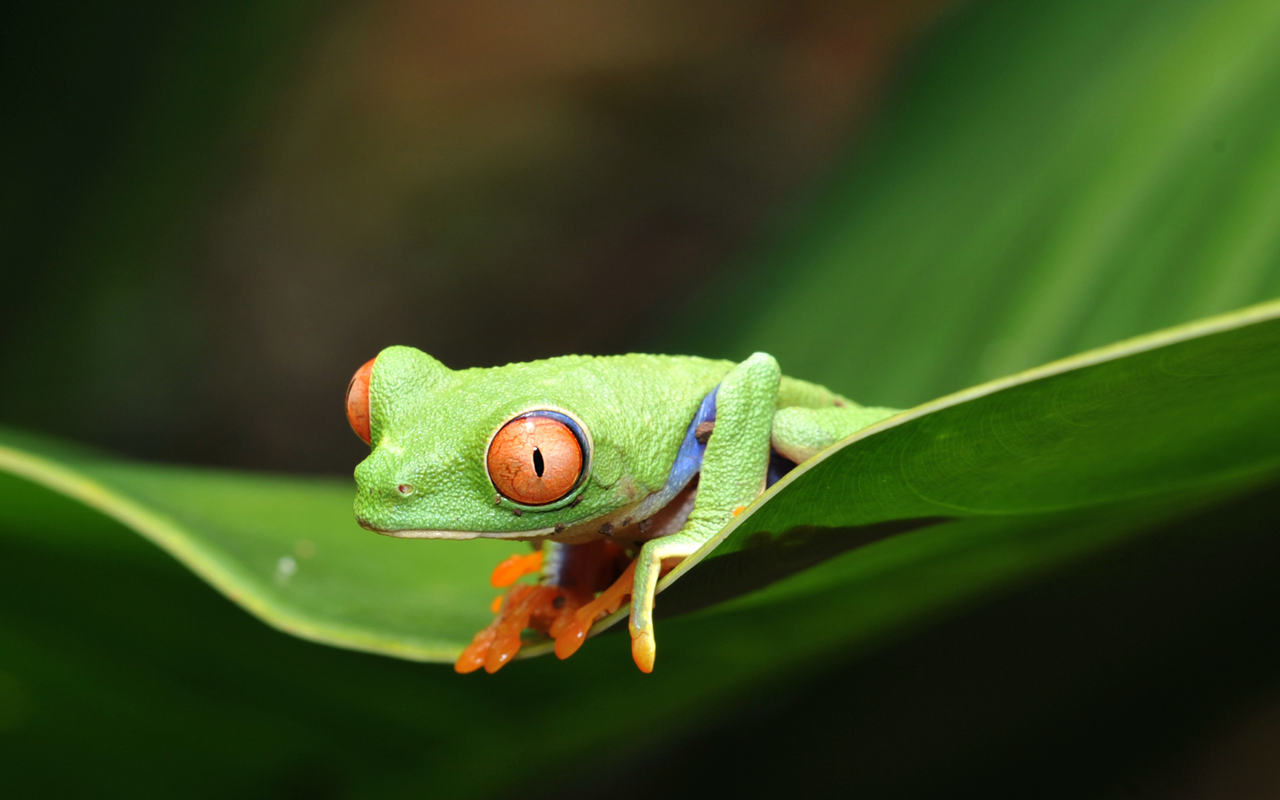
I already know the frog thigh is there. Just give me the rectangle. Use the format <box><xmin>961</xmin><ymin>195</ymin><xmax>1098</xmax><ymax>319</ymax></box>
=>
<box><xmin>629</xmin><ymin>352</ymin><xmax>780</xmax><ymax>671</ymax></box>
<box><xmin>771</xmin><ymin>404</ymin><xmax>900</xmax><ymax>464</ymax></box>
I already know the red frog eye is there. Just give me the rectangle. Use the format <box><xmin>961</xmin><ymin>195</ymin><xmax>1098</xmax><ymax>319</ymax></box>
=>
<box><xmin>487</xmin><ymin>412</ymin><xmax>586</xmax><ymax>505</ymax></box>
<box><xmin>346</xmin><ymin>357</ymin><xmax>376</xmax><ymax>444</ymax></box>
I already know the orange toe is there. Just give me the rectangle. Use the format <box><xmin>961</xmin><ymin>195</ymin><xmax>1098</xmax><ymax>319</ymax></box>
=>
<box><xmin>631</xmin><ymin>629</ymin><xmax>655</xmax><ymax>673</ymax></box>
<box><xmin>455</xmin><ymin>623</ymin><xmax>498</xmax><ymax>673</ymax></box>
<box><xmin>489</xmin><ymin>551</ymin><xmax>544</xmax><ymax>587</ymax></box>
<box><xmin>554</xmin><ymin>618</ymin><xmax>589</xmax><ymax>659</ymax></box>
<box><xmin>484</xmin><ymin>629</ymin><xmax>522</xmax><ymax>673</ymax></box>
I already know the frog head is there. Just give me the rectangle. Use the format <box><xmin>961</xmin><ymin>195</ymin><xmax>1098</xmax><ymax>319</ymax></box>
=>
<box><xmin>348</xmin><ymin>347</ymin><xmax>639</xmax><ymax>541</ymax></box>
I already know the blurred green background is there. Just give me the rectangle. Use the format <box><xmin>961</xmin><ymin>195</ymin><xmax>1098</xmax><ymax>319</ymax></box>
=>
<box><xmin>4</xmin><ymin>0</ymin><xmax>1280</xmax><ymax>797</ymax></box>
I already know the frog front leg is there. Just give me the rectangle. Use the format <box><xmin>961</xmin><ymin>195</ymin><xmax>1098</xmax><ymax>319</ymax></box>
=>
<box><xmin>629</xmin><ymin>352</ymin><xmax>780</xmax><ymax>672</ymax></box>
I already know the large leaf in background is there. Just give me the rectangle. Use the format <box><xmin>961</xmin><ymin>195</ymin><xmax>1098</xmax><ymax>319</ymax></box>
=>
<box><xmin>2</xmin><ymin>300</ymin><xmax>1277</xmax><ymax>664</ymax></box>
<box><xmin>664</xmin><ymin>0</ymin><xmax>1280</xmax><ymax>407</ymax></box>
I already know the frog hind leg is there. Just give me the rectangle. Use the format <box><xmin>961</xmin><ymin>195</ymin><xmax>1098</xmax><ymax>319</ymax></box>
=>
<box><xmin>629</xmin><ymin>352</ymin><xmax>782</xmax><ymax>673</ymax></box>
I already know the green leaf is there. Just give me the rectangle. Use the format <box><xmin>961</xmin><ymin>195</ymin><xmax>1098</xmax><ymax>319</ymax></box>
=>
<box><xmin>0</xmin><ymin>432</ymin><xmax>513</xmax><ymax>661</ymax></box>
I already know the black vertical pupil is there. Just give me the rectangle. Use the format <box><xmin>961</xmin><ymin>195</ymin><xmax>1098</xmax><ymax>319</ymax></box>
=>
<box><xmin>532</xmin><ymin>446</ymin><xmax>545</xmax><ymax>477</ymax></box>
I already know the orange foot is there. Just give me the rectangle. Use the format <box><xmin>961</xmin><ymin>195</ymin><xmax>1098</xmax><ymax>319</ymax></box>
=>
<box><xmin>455</xmin><ymin>542</ymin><xmax>633</xmax><ymax>674</ymax></box>
<box><xmin>454</xmin><ymin>583</ymin><xmax>577</xmax><ymax>674</ymax></box>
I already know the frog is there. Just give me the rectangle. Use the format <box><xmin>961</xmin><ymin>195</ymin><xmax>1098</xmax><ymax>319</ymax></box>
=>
<box><xmin>346</xmin><ymin>347</ymin><xmax>898</xmax><ymax>674</ymax></box>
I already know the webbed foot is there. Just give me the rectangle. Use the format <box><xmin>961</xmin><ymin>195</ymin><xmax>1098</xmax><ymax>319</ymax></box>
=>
<box><xmin>456</xmin><ymin>543</ymin><xmax>625</xmax><ymax>673</ymax></box>
<box><xmin>454</xmin><ymin>583</ymin><xmax>574</xmax><ymax>673</ymax></box>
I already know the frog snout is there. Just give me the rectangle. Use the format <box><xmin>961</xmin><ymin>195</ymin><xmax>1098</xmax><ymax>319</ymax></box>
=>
<box><xmin>352</xmin><ymin>490</ymin><xmax>400</xmax><ymax>532</ymax></box>
<box><xmin>358</xmin><ymin>479</ymin><xmax>419</xmax><ymax>504</ymax></box>
<box><xmin>353</xmin><ymin>470</ymin><xmax>423</xmax><ymax>531</ymax></box>
<box><xmin>354</xmin><ymin>453</ymin><xmax>414</xmax><ymax>499</ymax></box>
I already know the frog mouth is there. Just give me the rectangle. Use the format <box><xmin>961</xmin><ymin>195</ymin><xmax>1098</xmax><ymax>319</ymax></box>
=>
<box><xmin>356</xmin><ymin>517</ymin><xmax>554</xmax><ymax>541</ymax></box>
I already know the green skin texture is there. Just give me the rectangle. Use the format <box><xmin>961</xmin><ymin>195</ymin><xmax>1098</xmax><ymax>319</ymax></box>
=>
<box><xmin>353</xmin><ymin>347</ymin><xmax>897</xmax><ymax>666</ymax></box>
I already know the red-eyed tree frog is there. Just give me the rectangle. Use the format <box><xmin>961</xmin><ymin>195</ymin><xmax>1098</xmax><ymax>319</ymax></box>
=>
<box><xmin>346</xmin><ymin>348</ymin><xmax>897</xmax><ymax>673</ymax></box>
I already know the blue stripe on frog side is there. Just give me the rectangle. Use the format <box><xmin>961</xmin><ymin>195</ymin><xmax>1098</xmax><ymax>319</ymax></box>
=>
<box><xmin>633</xmin><ymin>385</ymin><xmax>718</xmax><ymax>521</ymax></box>
<box><xmin>633</xmin><ymin>384</ymin><xmax>799</xmax><ymax>524</ymax></box>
